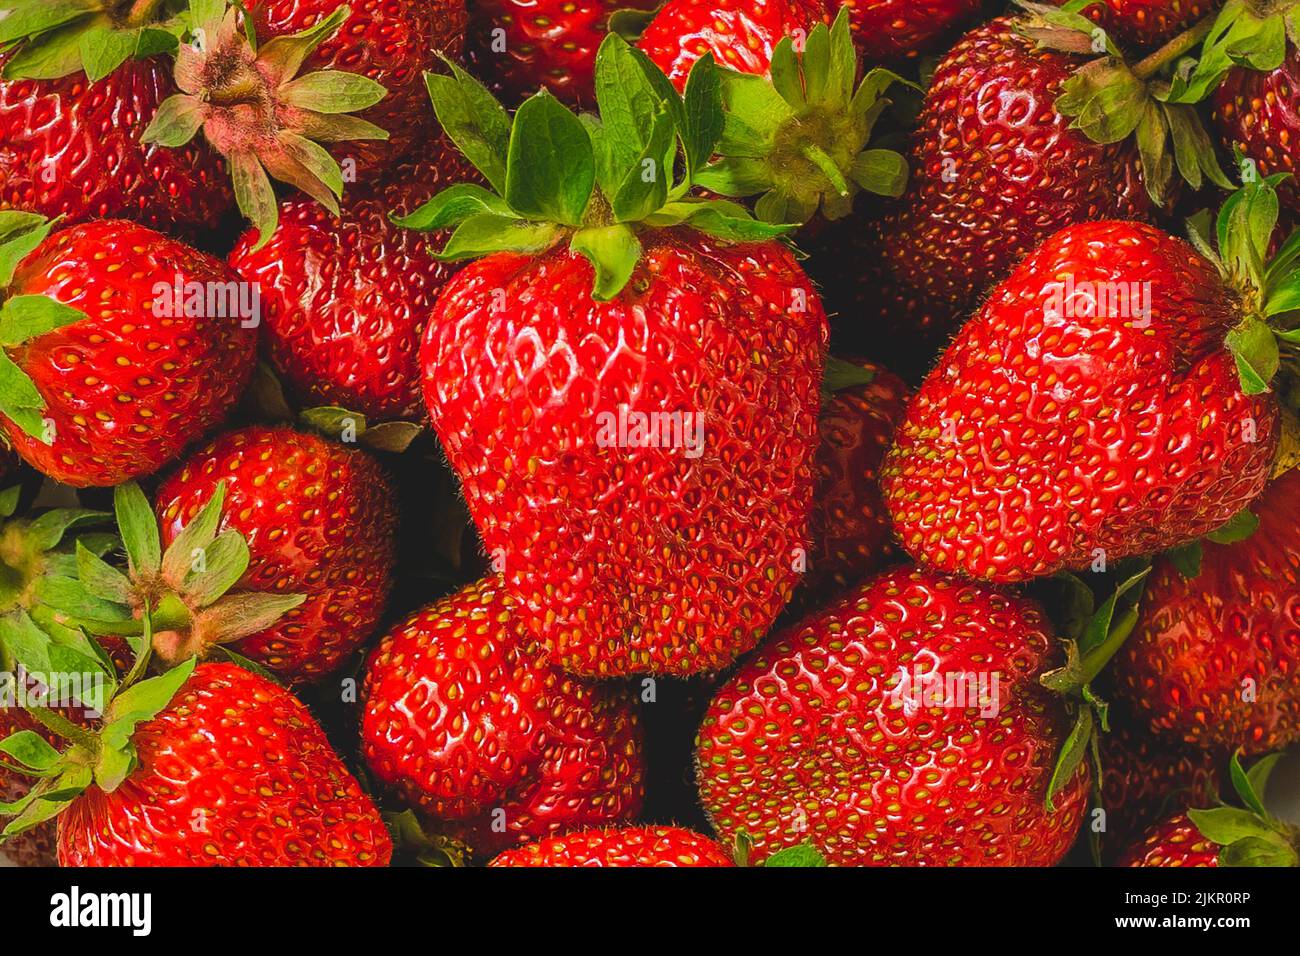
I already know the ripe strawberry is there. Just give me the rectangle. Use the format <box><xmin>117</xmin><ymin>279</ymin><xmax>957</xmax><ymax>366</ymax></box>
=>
<box><xmin>490</xmin><ymin>826</ymin><xmax>737</xmax><ymax>867</ymax></box>
<box><xmin>407</xmin><ymin>41</ymin><xmax>826</xmax><ymax>676</ymax></box>
<box><xmin>360</xmin><ymin>579</ymin><xmax>644</xmax><ymax>859</ymax></box>
<box><xmin>841</xmin><ymin>0</ymin><xmax>983</xmax><ymax>60</ymax></box>
<box><xmin>1214</xmin><ymin>45</ymin><xmax>1300</xmax><ymax>211</ymax></box>
<box><xmin>249</xmin><ymin>0</ymin><xmax>468</xmax><ymax>172</ymax></box>
<box><xmin>153</xmin><ymin>426</ymin><xmax>397</xmax><ymax>682</ymax></box>
<box><xmin>882</xmin><ymin>213</ymin><xmax>1281</xmax><ymax>584</ymax></box>
<box><xmin>696</xmin><ymin>567</ymin><xmax>1090</xmax><ymax>866</ymax></box>
<box><xmin>229</xmin><ymin>146</ymin><xmax>477</xmax><ymax>422</ymax></box>
<box><xmin>1114</xmin><ymin>467</ymin><xmax>1300</xmax><ymax>754</ymax></box>
<box><xmin>0</xmin><ymin>215</ymin><xmax>256</xmax><ymax>487</ymax></box>
<box><xmin>850</xmin><ymin>17</ymin><xmax>1154</xmax><ymax>352</ymax></box>
<box><xmin>466</xmin><ymin>0</ymin><xmax>660</xmax><ymax>105</ymax></box>
<box><xmin>1</xmin><ymin>658</ymin><xmax>392</xmax><ymax>866</ymax></box>
<box><xmin>1122</xmin><ymin>813</ymin><xmax>1223</xmax><ymax>866</ymax></box>
<box><xmin>794</xmin><ymin>358</ymin><xmax>909</xmax><ymax>611</ymax></box>
<box><xmin>1056</xmin><ymin>0</ymin><xmax>1216</xmax><ymax>48</ymax></box>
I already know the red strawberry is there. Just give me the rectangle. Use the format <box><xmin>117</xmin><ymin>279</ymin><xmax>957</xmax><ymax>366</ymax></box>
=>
<box><xmin>1214</xmin><ymin>45</ymin><xmax>1300</xmax><ymax>212</ymax></box>
<box><xmin>1056</xmin><ymin>0</ymin><xmax>1216</xmax><ymax>48</ymax></box>
<box><xmin>840</xmin><ymin>0</ymin><xmax>983</xmax><ymax>60</ymax></box>
<box><xmin>850</xmin><ymin>17</ymin><xmax>1153</xmax><ymax>352</ymax></box>
<box><xmin>229</xmin><ymin>145</ymin><xmax>478</xmax><ymax>422</ymax></box>
<box><xmin>0</xmin><ymin>216</ymin><xmax>256</xmax><ymax>487</ymax></box>
<box><xmin>154</xmin><ymin>426</ymin><xmax>398</xmax><ymax>683</ymax></box>
<box><xmin>22</xmin><ymin>660</ymin><xmax>392</xmax><ymax>866</ymax></box>
<box><xmin>360</xmin><ymin>579</ymin><xmax>644</xmax><ymax>859</ymax></box>
<box><xmin>696</xmin><ymin>567</ymin><xmax>1090</xmax><ymax>866</ymax></box>
<box><xmin>1122</xmin><ymin>813</ymin><xmax>1222</xmax><ymax>866</ymax></box>
<box><xmin>1114</xmin><ymin>467</ymin><xmax>1300</xmax><ymax>754</ymax></box>
<box><xmin>795</xmin><ymin>358</ymin><xmax>909</xmax><ymax>611</ymax></box>
<box><xmin>410</xmin><ymin>45</ymin><xmax>826</xmax><ymax>676</ymax></box>
<box><xmin>489</xmin><ymin>826</ymin><xmax>737</xmax><ymax>866</ymax></box>
<box><xmin>466</xmin><ymin>0</ymin><xmax>661</xmax><ymax>105</ymax></box>
<box><xmin>249</xmin><ymin>0</ymin><xmax>468</xmax><ymax>172</ymax></box>
<box><xmin>0</xmin><ymin>54</ymin><xmax>232</xmax><ymax>234</ymax></box>
<box><xmin>882</xmin><ymin>217</ymin><xmax>1279</xmax><ymax>584</ymax></box>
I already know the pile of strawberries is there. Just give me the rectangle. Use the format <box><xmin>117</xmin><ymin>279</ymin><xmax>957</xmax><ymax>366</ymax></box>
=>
<box><xmin>0</xmin><ymin>0</ymin><xmax>1298</xmax><ymax>870</ymax></box>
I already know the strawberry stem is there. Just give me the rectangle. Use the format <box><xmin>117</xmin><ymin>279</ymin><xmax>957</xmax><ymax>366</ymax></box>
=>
<box><xmin>1132</xmin><ymin>15</ymin><xmax>1216</xmax><ymax>81</ymax></box>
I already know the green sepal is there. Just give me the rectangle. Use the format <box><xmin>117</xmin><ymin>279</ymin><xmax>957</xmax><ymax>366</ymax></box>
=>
<box><xmin>159</xmin><ymin>480</ymin><xmax>226</xmax><ymax>586</ymax></box>
<box><xmin>1226</xmin><ymin>317</ymin><xmax>1281</xmax><ymax>395</ymax></box>
<box><xmin>1045</xmin><ymin>705</ymin><xmax>1092</xmax><ymax>812</ymax></box>
<box><xmin>1205</xmin><ymin>508</ymin><xmax>1260</xmax><ymax>545</ymax></box>
<box><xmin>95</xmin><ymin>655</ymin><xmax>197</xmax><ymax>791</ymax></box>
<box><xmin>75</xmin><ymin>540</ymin><xmax>133</xmax><ymax>605</ymax></box>
<box><xmin>822</xmin><ymin>356</ymin><xmax>876</xmax><ymax>394</ymax></box>
<box><xmin>644</xmin><ymin>200</ymin><xmax>795</xmax><ymax>242</ymax></box>
<box><xmin>114</xmin><ymin>482</ymin><xmax>161</xmax><ymax>578</ymax></box>
<box><xmin>391</xmin><ymin>183</ymin><xmax>515</xmax><ymax>232</ymax></box>
<box><xmin>0</xmin><ymin>294</ymin><xmax>86</xmax><ymax>346</ymax></box>
<box><xmin>198</xmin><ymin>591</ymin><xmax>306</xmax><ymax>644</ymax></box>
<box><xmin>762</xmin><ymin>843</ymin><xmax>829</xmax><ymax>867</ymax></box>
<box><xmin>436</xmin><ymin>215</ymin><xmax>560</xmax><ymax>261</ymax></box>
<box><xmin>424</xmin><ymin>56</ymin><xmax>513</xmax><ymax>195</ymax></box>
<box><xmin>279</xmin><ymin>70</ymin><xmax>387</xmax><ymax>113</ymax></box>
<box><xmin>0</xmin><ymin>730</ymin><xmax>61</xmax><ymax>774</ymax></box>
<box><xmin>0</xmin><ymin>211</ymin><xmax>55</xmax><ymax>288</ymax></box>
<box><xmin>1163</xmin><ymin>0</ymin><xmax>1289</xmax><ymax>105</ymax></box>
<box><xmin>298</xmin><ymin>405</ymin><xmax>423</xmax><ymax>453</ymax></box>
<box><xmin>505</xmin><ymin>92</ymin><xmax>595</xmax><ymax>227</ymax></box>
<box><xmin>180</xmin><ymin>530</ymin><xmax>250</xmax><ymax>607</ymax></box>
<box><xmin>1167</xmin><ymin>540</ymin><xmax>1202</xmax><ymax>579</ymax></box>
<box><xmin>570</xmin><ymin>225</ymin><xmax>642</xmax><ymax>302</ymax></box>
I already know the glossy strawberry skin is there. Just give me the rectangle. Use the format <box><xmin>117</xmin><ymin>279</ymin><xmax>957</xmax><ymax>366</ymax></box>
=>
<box><xmin>1115</xmin><ymin>468</ymin><xmax>1300</xmax><ymax>754</ymax></box>
<box><xmin>467</xmin><ymin>0</ymin><xmax>660</xmax><ymax>106</ymax></box>
<box><xmin>229</xmin><ymin>146</ymin><xmax>476</xmax><ymax>421</ymax></box>
<box><xmin>0</xmin><ymin>55</ymin><xmax>233</xmax><ymax>234</ymax></box>
<box><xmin>1213</xmin><ymin>48</ymin><xmax>1300</xmax><ymax>213</ymax></box>
<box><xmin>360</xmin><ymin>580</ymin><xmax>644</xmax><ymax>856</ymax></box>
<box><xmin>489</xmin><ymin>826</ymin><xmax>736</xmax><ymax>867</ymax></box>
<box><xmin>796</xmin><ymin>358</ymin><xmax>909</xmax><ymax>611</ymax></box>
<box><xmin>697</xmin><ymin>567</ymin><xmax>1089</xmax><ymax>866</ymax></box>
<box><xmin>421</xmin><ymin>232</ymin><xmax>827</xmax><ymax>677</ymax></box>
<box><xmin>882</xmin><ymin>220</ymin><xmax>1277</xmax><ymax>584</ymax></box>
<box><xmin>155</xmin><ymin>426</ymin><xmax>397</xmax><ymax>683</ymax></box>
<box><xmin>1122</xmin><ymin>813</ymin><xmax>1220</xmax><ymax>867</ymax></box>
<box><xmin>2</xmin><ymin>220</ymin><xmax>256</xmax><ymax>487</ymax></box>
<box><xmin>841</xmin><ymin>0</ymin><xmax>983</xmax><ymax>60</ymax></box>
<box><xmin>1061</xmin><ymin>0</ymin><xmax>1216</xmax><ymax>48</ymax></box>
<box><xmin>57</xmin><ymin>662</ymin><xmax>392</xmax><ymax>866</ymax></box>
<box><xmin>639</xmin><ymin>0</ymin><xmax>830</xmax><ymax>90</ymax></box>
<box><xmin>250</xmin><ymin>0</ymin><xmax>467</xmax><ymax>172</ymax></box>
<box><xmin>853</xmin><ymin>18</ymin><xmax>1152</xmax><ymax>351</ymax></box>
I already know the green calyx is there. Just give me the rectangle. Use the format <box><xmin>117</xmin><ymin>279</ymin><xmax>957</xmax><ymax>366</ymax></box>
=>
<box><xmin>1016</xmin><ymin>2</ymin><xmax>1232</xmax><ymax>207</ymax></box>
<box><xmin>395</xmin><ymin>33</ymin><xmax>794</xmax><ymax>301</ymax></box>
<box><xmin>1163</xmin><ymin>0</ymin><xmax>1300</xmax><ymax>102</ymax></box>
<box><xmin>1036</xmin><ymin>564</ymin><xmax>1151</xmax><ymax>812</ymax></box>
<box><xmin>1187</xmin><ymin>751</ymin><xmax>1300</xmax><ymax>867</ymax></box>
<box><xmin>142</xmin><ymin>0</ymin><xmax>390</xmax><ymax>250</ymax></box>
<box><xmin>694</xmin><ymin>8</ymin><xmax>914</xmax><ymax>223</ymax></box>
<box><xmin>732</xmin><ymin>831</ymin><xmax>829</xmax><ymax>867</ymax></box>
<box><xmin>0</xmin><ymin>0</ymin><xmax>186</xmax><ymax>82</ymax></box>
<box><xmin>299</xmin><ymin>405</ymin><xmax>422</xmax><ymax>453</ymax></box>
<box><xmin>0</xmin><ymin>212</ymin><xmax>91</xmax><ymax>444</ymax></box>
<box><xmin>1166</xmin><ymin>507</ymin><xmax>1261</xmax><ymax>579</ymax></box>
<box><xmin>1186</xmin><ymin>175</ymin><xmax>1300</xmax><ymax>396</ymax></box>
<box><xmin>35</xmin><ymin>481</ymin><xmax>304</xmax><ymax>669</ymax></box>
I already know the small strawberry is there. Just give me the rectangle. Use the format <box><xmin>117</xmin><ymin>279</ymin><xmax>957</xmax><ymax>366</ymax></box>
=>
<box><xmin>1</xmin><ymin>656</ymin><xmax>391</xmax><ymax>866</ymax></box>
<box><xmin>229</xmin><ymin>145</ymin><xmax>478</xmax><ymax>422</ymax></box>
<box><xmin>1124</xmin><ymin>751</ymin><xmax>1298</xmax><ymax>867</ymax></box>
<box><xmin>1114</xmin><ymin>466</ymin><xmax>1300</xmax><ymax>754</ymax></box>
<box><xmin>360</xmin><ymin>579</ymin><xmax>644</xmax><ymax>859</ymax></box>
<box><xmin>489</xmin><ymin>826</ymin><xmax>738</xmax><ymax>866</ymax></box>
<box><xmin>882</xmin><ymin>182</ymin><xmax>1292</xmax><ymax>584</ymax></box>
<box><xmin>840</xmin><ymin>0</ymin><xmax>983</xmax><ymax>60</ymax></box>
<box><xmin>465</xmin><ymin>0</ymin><xmax>660</xmax><ymax>106</ymax></box>
<box><xmin>403</xmin><ymin>39</ymin><xmax>826</xmax><ymax>676</ymax></box>
<box><xmin>696</xmin><ymin>567</ymin><xmax>1092</xmax><ymax>866</ymax></box>
<box><xmin>0</xmin><ymin>214</ymin><xmax>256</xmax><ymax>487</ymax></box>
<box><xmin>1055</xmin><ymin>0</ymin><xmax>1217</xmax><ymax>48</ymax></box>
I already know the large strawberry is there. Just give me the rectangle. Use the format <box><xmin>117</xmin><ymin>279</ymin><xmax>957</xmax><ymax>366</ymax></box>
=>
<box><xmin>360</xmin><ymin>579</ymin><xmax>644</xmax><ymax>859</ymax></box>
<box><xmin>489</xmin><ymin>826</ymin><xmax>737</xmax><ymax>866</ymax></box>
<box><xmin>0</xmin><ymin>655</ymin><xmax>392</xmax><ymax>865</ymax></box>
<box><xmin>1113</xmin><ymin>466</ymin><xmax>1300</xmax><ymax>754</ymax></box>
<box><xmin>1124</xmin><ymin>752</ymin><xmax>1298</xmax><ymax>867</ymax></box>
<box><xmin>881</xmin><ymin>182</ymin><xmax>1293</xmax><ymax>584</ymax></box>
<box><xmin>465</xmin><ymin>0</ymin><xmax>659</xmax><ymax>106</ymax></box>
<box><xmin>402</xmin><ymin>39</ymin><xmax>826</xmax><ymax>676</ymax></box>
<box><xmin>0</xmin><ymin>214</ymin><xmax>255</xmax><ymax>487</ymax></box>
<box><xmin>229</xmin><ymin>145</ymin><xmax>477</xmax><ymax>422</ymax></box>
<box><xmin>696</xmin><ymin>567</ymin><xmax>1091</xmax><ymax>866</ymax></box>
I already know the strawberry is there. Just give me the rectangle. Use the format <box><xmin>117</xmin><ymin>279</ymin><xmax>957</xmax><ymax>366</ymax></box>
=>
<box><xmin>228</xmin><ymin>145</ymin><xmax>478</xmax><ymax>422</ymax></box>
<box><xmin>1</xmin><ymin>657</ymin><xmax>391</xmax><ymax>866</ymax></box>
<box><xmin>840</xmin><ymin>0</ymin><xmax>983</xmax><ymax>60</ymax></box>
<box><xmin>402</xmin><ymin>40</ymin><xmax>826</xmax><ymax>676</ymax></box>
<box><xmin>465</xmin><ymin>0</ymin><xmax>660</xmax><ymax>106</ymax></box>
<box><xmin>153</xmin><ymin>426</ymin><xmax>397</xmax><ymax>682</ymax></box>
<box><xmin>1113</xmin><ymin>467</ymin><xmax>1300</xmax><ymax>754</ymax></box>
<box><xmin>0</xmin><ymin>215</ymin><xmax>256</xmax><ymax>487</ymax></box>
<box><xmin>881</xmin><ymin>192</ymin><xmax>1289</xmax><ymax>584</ymax></box>
<box><xmin>489</xmin><ymin>826</ymin><xmax>737</xmax><ymax>867</ymax></box>
<box><xmin>794</xmin><ymin>357</ymin><xmax>909</xmax><ymax>611</ymax></box>
<box><xmin>1124</xmin><ymin>752</ymin><xmax>1298</xmax><ymax>867</ymax></box>
<box><xmin>696</xmin><ymin>567</ymin><xmax>1091</xmax><ymax>866</ymax></box>
<box><xmin>248</xmin><ymin>0</ymin><xmax>468</xmax><ymax>172</ymax></box>
<box><xmin>360</xmin><ymin>579</ymin><xmax>644</xmax><ymax>859</ymax></box>
<box><xmin>1056</xmin><ymin>0</ymin><xmax>1217</xmax><ymax>48</ymax></box>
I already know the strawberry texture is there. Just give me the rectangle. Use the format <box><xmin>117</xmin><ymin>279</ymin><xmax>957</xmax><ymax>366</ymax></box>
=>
<box><xmin>489</xmin><ymin>826</ymin><xmax>736</xmax><ymax>866</ymax></box>
<box><xmin>1213</xmin><ymin>44</ymin><xmax>1300</xmax><ymax>213</ymax></box>
<box><xmin>1121</xmin><ymin>813</ymin><xmax>1220</xmax><ymax>867</ymax></box>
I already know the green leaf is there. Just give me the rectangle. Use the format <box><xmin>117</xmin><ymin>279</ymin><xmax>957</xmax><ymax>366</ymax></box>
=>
<box><xmin>593</xmin><ymin>33</ymin><xmax>677</xmax><ymax>178</ymax></box>
<box><xmin>391</xmin><ymin>183</ymin><xmax>514</xmax><ymax>232</ymax></box>
<box><xmin>105</xmin><ymin>655</ymin><xmax>196</xmax><ymax>726</ymax></box>
<box><xmin>160</xmin><ymin>481</ymin><xmax>227</xmax><ymax>586</ymax></box>
<box><xmin>1167</xmin><ymin>541</ymin><xmax>1203</xmax><ymax>579</ymax></box>
<box><xmin>34</xmin><ymin>574</ymin><xmax>131</xmax><ymax>624</ymax></box>
<box><xmin>255</xmin><ymin>5</ymin><xmax>349</xmax><ymax>85</ymax></box>
<box><xmin>0</xmin><ymin>608</ymin><xmax>54</xmax><ymax>675</ymax></box>
<box><xmin>199</xmin><ymin>591</ymin><xmax>305</xmax><ymax>643</ymax></box>
<box><xmin>768</xmin><ymin>35</ymin><xmax>804</xmax><ymax>110</ymax></box>
<box><xmin>78</xmin><ymin>24</ymin><xmax>135</xmax><ymax>83</ymax></box>
<box><xmin>823</xmin><ymin>356</ymin><xmax>876</xmax><ymax>393</ymax></box>
<box><xmin>1225</xmin><ymin>316</ymin><xmax>1281</xmax><ymax>394</ymax></box>
<box><xmin>0</xmin><ymin>730</ymin><xmax>61</xmax><ymax>773</ymax></box>
<box><xmin>850</xmin><ymin>149</ymin><xmax>909</xmax><ymax>198</ymax></box>
<box><xmin>0</xmin><ymin>211</ymin><xmax>54</xmax><ymax>287</ymax></box>
<box><xmin>763</xmin><ymin>843</ymin><xmax>828</xmax><ymax>867</ymax></box>
<box><xmin>1229</xmin><ymin>750</ymin><xmax>1273</xmax><ymax>818</ymax></box>
<box><xmin>75</xmin><ymin>541</ymin><xmax>133</xmax><ymax>605</ymax></box>
<box><xmin>140</xmin><ymin>93</ymin><xmax>207</xmax><ymax>147</ymax></box>
<box><xmin>716</xmin><ymin>72</ymin><xmax>793</xmax><ymax>151</ymax></box>
<box><xmin>681</xmin><ymin>53</ymin><xmax>723</xmax><ymax>180</ymax></box>
<box><xmin>570</xmin><ymin>225</ymin><xmax>642</xmax><ymax>301</ymax></box>
<box><xmin>279</xmin><ymin>70</ymin><xmax>388</xmax><ymax>113</ymax></box>
<box><xmin>647</xmin><ymin>200</ymin><xmax>795</xmax><ymax>242</ymax></box>
<box><xmin>0</xmin><ymin>0</ymin><xmax>97</xmax><ymax>46</ymax></box>
<box><xmin>180</xmin><ymin>529</ymin><xmax>251</xmax><ymax>607</ymax></box>
<box><xmin>425</xmin><ymin>57</ymin><xmax>512</xmax><ymax>195</ymax></box>
<box><xmin>1218</xmin><ymin>835</ymin><xmax>1300</xmax><ymax>868</ymax></box>
<box><xmin>1187</xmin><ymin>806</ymin><xmax>1278</xmax><ymax>846</ymax></box>
<box><xmin>114</xmin><ymin>482</ymin><xmax>161</xmax><ymax>578</ymax></box>
<box><xmin>1245</xmin><ymin>751</ymin><xmax>1284</xmax><ymax>808</ymax></box>
<box><xmin>230</xmin><ymin>151</ymin><xmax>279</xmax><ymax>252</ymax></box>
<box><xmin>1046</xmin><ymin>706</ymin><xmax>1092</xmax><ymax>812</ymax></box>
<box><xmin>0</xmin><ymin>294</ymin><xmax>85</xmax><ymax>345</ymax></box>
<box><xmin>504</xmin><ymin>92</ymin><xmax>594</xmax><ymax>227</ymax></box>
<box><xmin>436</xmin><ymin>214</ymin><xmax>559</xmax><ymax>261</ymax></box>
<box><xmin>612</xmin><ymin>106</ymin><xmax>675</xmax><ymax>223</ymax></box>
<box><xmin>0</xmin><ymin>351</ymin><xmax>49</xmax><ymax>442</ymax></box>
<box><xmin>1205</xmin><ymin>509</ymin><xmax>1259</xmax><ymax>545</ymax></box>
<box><xmin>1056</xmin><ymin>59</ymin><xmax>1148</xmax><ymax>145</ymax></box>
<box><xmin>26</xmin><ymin>507</ymin><xmax>104</xmax><ymax>550</ymax></box>
<box><xmin>1</xmin><ymin>22</ymin><xmax>86</xmax><ymax>80</ymax></box>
